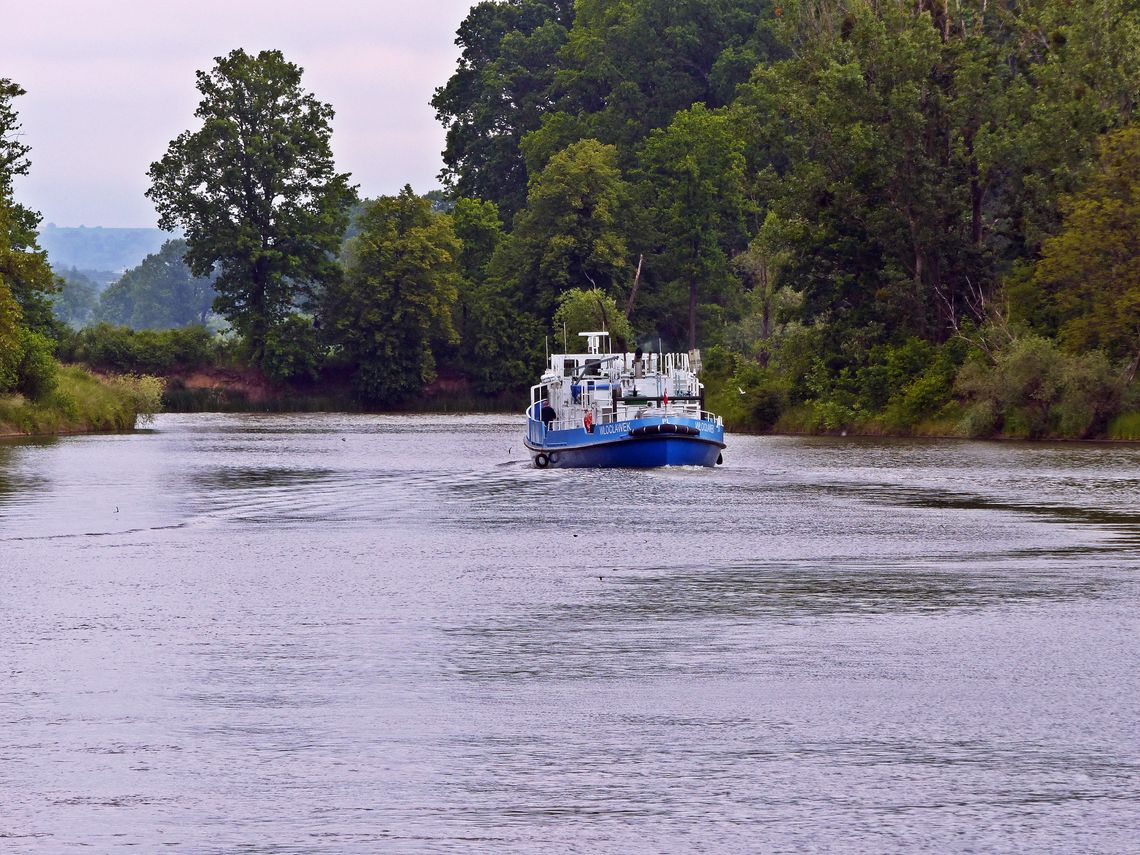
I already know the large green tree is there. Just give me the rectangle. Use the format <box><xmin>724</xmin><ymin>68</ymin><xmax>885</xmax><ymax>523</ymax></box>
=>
<box><xmin>494</xmin><ymin>139</ymin><xmax>631</xmax><ymax>320</ymax></box>
<box><xmin>96</xmin><ymin>239</ymin><xmax>216</xmax><ymax>329</ymax></box>
<box><xmin>638</xmin><ymin>104</ymin><xmax>750</xmax><ymax>349</ymax></box>
<box><xmin>147</xmin><ymin>49</ymin><xmax>355</xmax><ymax>369</ymax></box>
<box><xmin>432</xmin><ymin>0</ymin><xmax>574</xmax><ymax>219</ymax></box>
<box><xmin>737</xmin><ymin>1</ymin><xmax>977</xmax><ymax>345</ymax></box>
<box><xmin>1028</xmin><ymin>126</ymin><xmax>1140</xmax><ymax>379</ymax></box>
<box><xmin>552</xmin><ymin>287</ymin><xmax>633</xmax><ymax>346</ymax></box>
<box><xmin>1</xmin><ymin>80</ymin><xmax>57</xmax><ymax>399</ymax></box>
<box><xmin>730</xmin><ymin>0</ymin><xmax>1139</xmax><ymax>356</ymax></box>
<box><xmin>324</xmin><ymin>187</ymin><xmax>461</xmax><ymax>404</ymax></box>
<box><xmin>447</xmin><ymin>198</ymin><xmax>544</xmax><ymax>395</ymax></box>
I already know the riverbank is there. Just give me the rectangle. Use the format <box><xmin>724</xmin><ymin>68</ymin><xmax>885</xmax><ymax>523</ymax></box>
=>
<box><xmin>0</xmin><ymin>365</ymin><xmax>164</xmax><ymax>438</ymax></box>
<box><xmin>706</xmin><ymin>377</ymin><xmax>1140</xmax><ymax>442</ymax></box>
<box><xmin>33</xmin><ymin>355</ymin><xmax>1139</xmax><ymax>443</ymax></box>
<box><xmin>159</xmin><ymin>366</ymin><xmax>516</xmax><ymax>415</ymax></box>
<box><xmin>152</xmin><ymin>386</ymin><xmax>1140</xmax><ymax>443</ymax></box>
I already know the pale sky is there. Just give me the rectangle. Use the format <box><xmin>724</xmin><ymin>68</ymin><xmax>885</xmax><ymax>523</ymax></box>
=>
<box><xmin>7</xmin><ymin>0</ymin><xmax>475</xmax><ymax>227</ymax></box>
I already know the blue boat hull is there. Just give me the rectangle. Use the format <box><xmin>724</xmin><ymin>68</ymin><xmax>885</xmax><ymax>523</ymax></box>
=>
<box><xmin>524</xmin><ymin>415</ymin><xmax>725</xmax><ymax>469</ymax></box>
<box><xmin>531</xmin><ymin>436</ymin><xmax>721</xmax><ymax>468</ymax></box>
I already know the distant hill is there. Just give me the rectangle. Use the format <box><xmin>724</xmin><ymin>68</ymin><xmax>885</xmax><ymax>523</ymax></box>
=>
<box><xmin>38</xmin><ymin>224</ymin><xmax>174</xmax><ymax>273</ymax></box>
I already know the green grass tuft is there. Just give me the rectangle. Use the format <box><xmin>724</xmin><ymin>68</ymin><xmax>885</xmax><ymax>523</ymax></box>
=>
<box><xmin>1108</xmin><ymin>411</ymin><xmax>1140</xmax><ymax>441</ymax></box>
<box><xmin>0</xmin><ymin>364</ymin><xmax>162</xmax><ymax>436</ymax></box>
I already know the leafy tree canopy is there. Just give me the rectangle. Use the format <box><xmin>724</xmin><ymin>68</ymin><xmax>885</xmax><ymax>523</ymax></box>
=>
<box><xmin>552</xmin><ymin>287</ymin><xmax>633</xmax><ymax>348</ymax></box>
<box><xmin>324</xmin><ymin>187</ymin><xmax>461</xmax><ymax>404</ymax></box>
<box><xmin>535</xmin><ymin>0</ymin><xmax>780</xmax><ymax>160</ymax></box>
<box><xmin>147</xmin><ymin>49</ymin><xmax>356</xmax><ymax>368</ymax></box>
<box><xmin>0</xmin><ymin>79</ymin><xmax>31</xmax><ymax>194</ymax></box>
<box><xmin>494</xmin><ymin>138</ymin><xmax>632</xmax><ymax>319</ymax></box>
<box><xmin>0</xmin><ymin>80</ymin><xmax>60</xmax><ymax>397</ymax></box>
<box><xmin>1029</xmin><ymin>125</ymin><xmax>1140</xmax><ymax>374</ymax></box>
<box><xmin>449</xmin><ymin>198</ymin><xmax>505</xmax><ymax>282</ymax></box>
<box><xmin>432</xmin><ymin>0</ymin><xmax>574</xmax><ymax>219</ymax></box>
<box><xmin>637</xmin><ymin>103</ymin><xmax>751</xmax><ymax>349</ymax></box>
<box><xmin>96</xmin><ymin>239</ymin><xmax>217</xmax><ymax>330</ymax></box>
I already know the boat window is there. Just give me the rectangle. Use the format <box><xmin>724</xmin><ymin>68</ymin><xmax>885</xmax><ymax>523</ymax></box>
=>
<box><xmin>563</xmin><ymin>359</ymin><xmax>577</xmax><ymax>377</ymax></box>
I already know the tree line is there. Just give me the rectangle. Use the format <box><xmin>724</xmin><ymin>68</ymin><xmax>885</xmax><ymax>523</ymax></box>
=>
<box><xmin>428</xmin><ymin>0</ymin><xmax>1139</xmax><ymax>437</ymax></box>
<box><xmin>5</xmin><ymin>0</ymin><xmax>1140</xmax><ymax>438</ymax></box>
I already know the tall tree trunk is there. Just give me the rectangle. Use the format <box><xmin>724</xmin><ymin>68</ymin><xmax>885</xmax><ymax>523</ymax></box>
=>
<box><xmin>1127</xmin><ymin>343</ymin><xmax>1140</xmax><ymax>386</ymax></box>
<box><xmin>625</xmin><ymin>254</ymin><xmax>643</xmax><ymax>318</ymax></box>
<box><xmin>248</xmin><ymin>265</ymin><xmax>269</xmax><ymax>367</ymax></box>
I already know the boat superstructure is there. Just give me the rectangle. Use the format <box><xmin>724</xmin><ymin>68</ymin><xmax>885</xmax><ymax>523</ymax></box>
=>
<box><xmin>524</xmin><ymin>332</ymin><xmax>726</xmax><ymax>468</ymax></box>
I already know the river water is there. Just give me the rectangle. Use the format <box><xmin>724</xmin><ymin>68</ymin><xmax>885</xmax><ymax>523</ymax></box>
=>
<box><xmin>1</xmin><ymin>413</ymin><xmax>1137</xmax><ymax>853</ymax></box>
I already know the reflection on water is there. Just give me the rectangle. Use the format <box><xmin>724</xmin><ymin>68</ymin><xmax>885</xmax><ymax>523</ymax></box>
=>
<box><xmin>0</xmin><ymin>440</ymin><xmax>51</xmax><ymax>510</ymax></box>
<box><xmin>1</xmin><ymin>414</ymin><xmax>1138</xmax><ymax>853</ymax></box>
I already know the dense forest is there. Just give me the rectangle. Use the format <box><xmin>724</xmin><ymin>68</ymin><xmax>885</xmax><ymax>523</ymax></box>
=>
<box><xmin>4</xmin><ymin>0</ymin><xmax>1140</xmax><ymax>438</ymax></box>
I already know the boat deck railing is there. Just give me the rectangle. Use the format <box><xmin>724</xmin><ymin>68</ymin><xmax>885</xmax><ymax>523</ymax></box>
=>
<box><xmin>527</xmin><ymin>408</ymin><xmax>722</xmax><ymax>443</ymax></box>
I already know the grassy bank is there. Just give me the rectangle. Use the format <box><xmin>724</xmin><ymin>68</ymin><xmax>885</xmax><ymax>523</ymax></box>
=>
<box><xmin>0</xmin><ymin>365</ymin><xmax>163</xmax><ymax>437</ymax></box>
<box><xmin>1108</xmin><ymin>412</ymin><xmax>1140</xmax><ymax>441</ymax></box>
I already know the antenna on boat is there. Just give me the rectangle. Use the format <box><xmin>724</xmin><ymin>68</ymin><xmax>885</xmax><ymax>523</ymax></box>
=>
<box><xmin>563</xmin><ymin>322</ymin><xmax>567</xmax><ymax>353</ymax></box>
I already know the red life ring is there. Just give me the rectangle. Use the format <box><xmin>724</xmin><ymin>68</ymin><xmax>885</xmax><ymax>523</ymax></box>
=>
<box><xmin>583</xmin><ymin>411</ymin><xmax>594</xmax><ymax>432</ymax></box>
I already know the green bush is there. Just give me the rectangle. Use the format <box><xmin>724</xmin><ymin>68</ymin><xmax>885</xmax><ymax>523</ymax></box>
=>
<box><xmin>960</xmin><ymin>399</ymin><xmax>999</xmax><ymax>438</ymax></box>
<box><xmin>956</xmin><ymin>336</ymin><xmax>1123</xmax><ymax>438</ymax></box>
<box><xmin>0</xmin><ymin>365</ymin><xmax>162</xmax><ymax>435</ymax></box>
<box><xmin>775</xmin><ymin>336</ymin><xmax>963</xmax><ymax>433</ymax></box>
<box><xmin>1054</xmin><ymin>351</ymin><xmax>1121</xmax><ymax>437</ymax></box>
<box><xmin>879</xmin><ymin>340</ymin><xmax>964</xmax><ymax>430</ymax></box>
<box><xmin>703</xmin><ymin>347</ymin><xmax>791</xmax><ymax>431</ymax></box>
<box><xmin>1108</xmin><ymin>411</ymin><xmax>1140</xmax><ymax>440</ymax></box>
<box><xmin>16</xmin><ymin>328</ymin><xmax>58</xmax><ymax>400</ymax></box>
<box><xmin>856</xmin><ymin>338</ymin><xmax>934</xmax><ymax>412</ymax></box>
<box><xmin>808</xmin><ymin>398</ymin><xmax>857</xmax><ymax>432</ymax></box>
<box><xmin>885</xmin><ymin>369</ymin><xmax>953</xmax><ymax>428</ymax></box>
<box><xmin>57</xmin><ymin>323</ymin><xmax>215</xmax><ymax>374</ymax></box>
<box><xmin>769</xmin><ymin>321</ymin><xmax>826</xmax><ymax>403</ymax></box>
<box><xmin>734</xmin><ymin>359</ymin><xmax>789</xmax><ymax>429</ymax></box>
<box><xmin>105</xmin><ymin>374</ymin><xmax>165</xmax><ymax>426</ymax></box>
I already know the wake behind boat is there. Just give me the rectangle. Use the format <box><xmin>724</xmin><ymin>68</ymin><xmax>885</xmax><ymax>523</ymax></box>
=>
<box><xmin>524</xmin><ymin>332</ymin><xmax>726</xmax><ymax>468</ymax></box>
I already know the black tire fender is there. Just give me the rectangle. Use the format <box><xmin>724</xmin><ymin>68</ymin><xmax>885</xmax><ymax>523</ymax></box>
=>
<box><xmin>534</xmin><ymin>453</ymin><xmax>549</xmax><ymax>468</ymax></box>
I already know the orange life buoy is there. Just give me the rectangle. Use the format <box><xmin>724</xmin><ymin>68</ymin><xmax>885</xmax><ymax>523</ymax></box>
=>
<box><xmin>583</xmin><ymin>411</ymin><xmax>594</xmax><ymax>432</ymax></box>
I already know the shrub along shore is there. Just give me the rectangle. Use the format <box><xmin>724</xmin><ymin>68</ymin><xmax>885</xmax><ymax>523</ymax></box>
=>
<box><xmin>0</xmin><ymin>364</ymin><xmax>163</xmax><ymax>438</ymax></box>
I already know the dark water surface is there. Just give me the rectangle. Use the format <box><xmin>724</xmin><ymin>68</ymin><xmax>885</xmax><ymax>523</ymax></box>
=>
<box><xmin>2</xmin><ymin>413</ymin><xmax>1137</xmax><ymax>853</ymax></box>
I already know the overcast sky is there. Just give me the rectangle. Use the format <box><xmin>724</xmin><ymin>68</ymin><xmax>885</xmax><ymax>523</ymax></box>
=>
<box><xmin>8</xmin><ymin>0</ymin><xmax>474</xmax><ymax>228</ymax></box>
